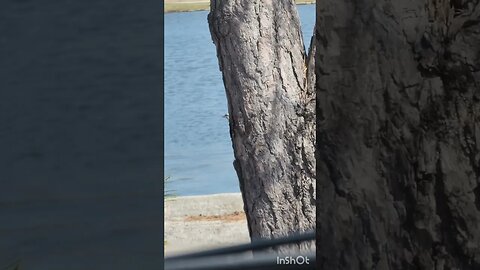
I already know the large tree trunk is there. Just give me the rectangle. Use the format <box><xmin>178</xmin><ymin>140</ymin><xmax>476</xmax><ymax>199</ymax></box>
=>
<box><xmin>208</xmin><ymin>0</ymin><xmax>316</xmax><ymax>251</ymax></box>
<box><xmin>316</xmin><ymin>0</ymin><xmax>480</xmax><ymax>269</ymax></box>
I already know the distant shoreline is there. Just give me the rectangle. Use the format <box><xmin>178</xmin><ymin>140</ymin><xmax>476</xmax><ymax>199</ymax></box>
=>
<box><xmin>165</xmin><ymin>0</ymin><xmax>315</xmax><ymax>13</ymax></box>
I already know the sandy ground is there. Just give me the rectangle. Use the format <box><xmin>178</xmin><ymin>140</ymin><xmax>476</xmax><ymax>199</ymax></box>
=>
<box><xmin>165</xmin><ymin>0</ymin><xmax>208</xmax><ymax>3</ymax></box>
<box><xmin>164</xmin><ymin>193</ymin><xmax>251</xmax><ymax>256</ymax></box>
<box><xmin>164</xmin><ymin>0</ymin><xmax>315</xmax><ymax>13</ymax></box>
<box><xmin>165</xmin><ymin>0</ymin><xmax>314</xmax><ymax>2</ymax></box>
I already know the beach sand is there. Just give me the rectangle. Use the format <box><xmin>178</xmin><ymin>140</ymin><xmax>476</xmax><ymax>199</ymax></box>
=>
<box><xmin>164</xmin><ymin>193</ymin><xmax>251</xmax><ymax>256</ymax></box>
<box><xmin>164</xmin><ymin>0</ymin><xmax>315</xmax><ymax>13</ymax></box>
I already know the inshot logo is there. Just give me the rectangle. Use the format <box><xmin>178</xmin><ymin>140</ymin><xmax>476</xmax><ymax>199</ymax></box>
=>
<box><xmin>276</xmin><ymin>256</ymin><xmax>310</xmax><ymax>265</ymax></box>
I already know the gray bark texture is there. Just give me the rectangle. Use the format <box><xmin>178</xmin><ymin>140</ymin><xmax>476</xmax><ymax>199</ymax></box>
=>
<box><xmin>316</xmin><ymin>0</ymin><xmax>480</xmax><ymax>269</ymax></box>
<box><xmin>208</xmin><ymin>0</ymin><xmax>316</xmax><ymax>251</ymax></box>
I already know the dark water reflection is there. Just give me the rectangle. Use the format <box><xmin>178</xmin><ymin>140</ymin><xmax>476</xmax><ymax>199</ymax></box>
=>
<box><xmin>164</xmin><ymin>5</ymin><xmax>315</xmax><ymax>195</ymax></box>
<box><xmin>0</xmin><ymin>1</ymin><xmax>162</xmax><ymax>269</ymax></box>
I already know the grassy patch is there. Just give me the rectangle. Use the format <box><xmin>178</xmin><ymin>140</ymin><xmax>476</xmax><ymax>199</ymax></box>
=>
<box><xmin>165</xmin><ymin>0</ymin><xmax>315</xmax><ymax>13</ymax></box>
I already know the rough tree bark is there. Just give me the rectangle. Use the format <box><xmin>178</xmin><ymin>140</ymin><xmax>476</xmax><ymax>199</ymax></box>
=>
<box><xmin>316</xmin><ymin>0</ymin><xmax>480</xmax><ymax>269</ymax></box>
<box><xmin>208</xmin><ymin>0</ymin><xmax>316</xmax><ymax>251</ymax></box>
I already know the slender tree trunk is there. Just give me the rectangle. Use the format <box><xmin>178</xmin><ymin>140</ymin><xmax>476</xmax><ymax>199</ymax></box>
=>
<box><xmin>208</xmin><ymin>0</ymin><xmax>316</xmax><ymax>251</ymax></box>
<box><xmin>316</xmin><ymin>0</ymin><xmax>480</xmax><ymax>269</ymax></box>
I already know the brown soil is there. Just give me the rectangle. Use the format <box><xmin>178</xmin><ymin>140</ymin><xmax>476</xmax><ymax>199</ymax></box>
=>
<box><xmin>184</xmin><ymin>211</ymin><xmax>246</xmax><ymax>222</ymax></box>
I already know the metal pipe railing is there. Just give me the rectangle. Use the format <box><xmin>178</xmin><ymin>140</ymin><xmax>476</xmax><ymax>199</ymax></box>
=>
<box><xmin>165</xmin><ymin>230</ymin><xmax>316</xmax><ymax>270</ymax></box>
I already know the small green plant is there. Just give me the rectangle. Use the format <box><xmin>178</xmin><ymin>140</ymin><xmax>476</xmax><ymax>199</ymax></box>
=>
<box><xmin>164</xmin><ymin>177</ymin><xmax>174</xmax><ymax>247</ymax></box>
<box><xmin>164</xmin><ymin>176</ymin><xmax>176</xmax><ymax>199</ymax></box>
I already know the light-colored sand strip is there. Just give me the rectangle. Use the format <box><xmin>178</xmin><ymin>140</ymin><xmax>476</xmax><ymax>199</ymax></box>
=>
<box><xmin>164</xmin><ymin>0</ymin><xmax>316</xmax><ymax>13</ymax></box>
<box><xmin>165</xmin><ymin>0</ymin><xmax>208</xmax><ymax>3</ymax></box>
<box><xmin>164</xmin><ymin>193</ymin><xmax>251</xmax><ymax>256</ymax></box>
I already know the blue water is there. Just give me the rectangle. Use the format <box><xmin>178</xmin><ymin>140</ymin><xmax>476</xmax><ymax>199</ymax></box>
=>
<box><xmin>164</xmin><ymin>5</ymin><xmax>315</xmax><ymax>196</ymax></box>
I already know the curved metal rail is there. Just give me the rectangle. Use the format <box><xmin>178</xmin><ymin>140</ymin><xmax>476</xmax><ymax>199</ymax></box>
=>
<box><xmin>165</xmin><ymin>231</ymin><xmax>316</xmax><ymax>270</ymax></box>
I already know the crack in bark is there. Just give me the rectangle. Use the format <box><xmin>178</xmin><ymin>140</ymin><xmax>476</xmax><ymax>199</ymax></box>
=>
<box><xmin>317</xmin><ymin>0</ymin><xmax>480</xmax><ymax>268</ymax></box>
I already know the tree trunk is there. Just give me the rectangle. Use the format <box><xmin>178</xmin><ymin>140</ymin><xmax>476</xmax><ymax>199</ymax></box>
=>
<box><xmin>316</xmin><ymin>0</ymin><xmax>480</xmax><ymax>269</ymax></box>
<box><xmin>208</xmin><ymin>0</ymin><xmax>316</xmax><ymax>251</ymax></box>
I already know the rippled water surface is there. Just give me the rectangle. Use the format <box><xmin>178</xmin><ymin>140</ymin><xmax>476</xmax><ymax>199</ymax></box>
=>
<box><xmin>165</xmin><ymin>5</ymin><xmax>315</xmax><ymax>195</ymax></box>
<box><xmin>0</xmin><ymin>2</ymin><xmax>162</xmax><ymax>269</ymax></box>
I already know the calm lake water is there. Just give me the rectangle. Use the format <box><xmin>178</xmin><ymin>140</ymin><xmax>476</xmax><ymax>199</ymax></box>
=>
<box><xmin>0</xmin><ymin>2</ymin><xmax>162</xmax><ymax>269</ymax></box>
<box><xmin>165</xmin><ymin>5</ymin><xmax>315</xmax><ymax>196</ymax></box>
